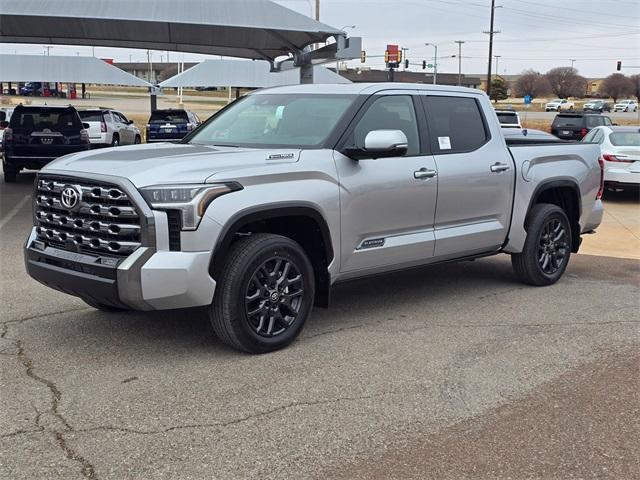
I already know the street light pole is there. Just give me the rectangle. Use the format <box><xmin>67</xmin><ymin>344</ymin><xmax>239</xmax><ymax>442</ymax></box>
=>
<box><xmin>494</xmin><ymin>55</ymin><xmax>501</xmax><ymax>77</ymax></box>
<box><xmin>425</xmin><ymin>43</ymin><xmax>438</xmax><ymax>85</ymax></box>
<box><xmin>401</xmin><ymin>47</ymin><xmax>409</xmax><ymax>71</ymax></box>
<box><xmin>455</xmin><ymin>40</ymin><xmax>465</xmax><ymax>86</ymax></box>
<box><xmin>570</xmin><ymin>58</ymin><xmax>576</xmax><ymax>69</ymax></box>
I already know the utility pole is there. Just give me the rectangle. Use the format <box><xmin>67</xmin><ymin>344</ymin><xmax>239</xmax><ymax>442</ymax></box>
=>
<box><xmin>455</xmin><ymin>40</ymin><xmax>465</xmax><ymax>86</ymax></box>
<box><xmin>570</xmin><ymin>58</ymin><xmax>576</xmax><ymax>69</ymax></box>
<box><xmin>484</xmin><ymin>0</ymin><xmax>501</xmax><ymax>95</ymax></box>
<box><xmin>425</xmin><ymin>43</ymin><xmax>438</xmax><ymax>85</ymax></box>
<box><xmin>44</xmin><ymin>46</ymin><xmax>52</xmax><ymax>56</ymax></box>
<box><xmin>401</xmin><ymin>47</ymin><xmax>409</xmax><ymax>71</ymax></box>
<box><xmin>315</xmin><ymin>0</ymin><xmax>319</xmax><ymax>20</ymax></box>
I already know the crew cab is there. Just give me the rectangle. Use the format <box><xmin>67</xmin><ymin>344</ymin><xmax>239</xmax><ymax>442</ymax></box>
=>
<box><xmin>545</xmin><ymin>98</ymin><xmax>574</xmax><ymax>112</ymax></box>
<box><xmin>24</xmin><ymin>84</ymin><xmax>604</xmax><ymax>353</ymax></box>
<box><xmin>3</xmin><ymin>105</ymin><xmax>90</xmax><ymax>182</ymax></box>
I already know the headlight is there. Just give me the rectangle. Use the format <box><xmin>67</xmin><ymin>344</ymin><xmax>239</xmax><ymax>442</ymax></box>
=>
<box><xmin>140</xmin><ymin>182</ymin><xmax>242</xmax><ymax>230</ymax></box>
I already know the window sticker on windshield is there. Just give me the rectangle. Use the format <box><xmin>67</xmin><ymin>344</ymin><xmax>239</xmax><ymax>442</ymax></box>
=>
<box><xmin>438</xmin><ymin>136</ymin><xmax>451</xmax><ymax>150</ymax></box>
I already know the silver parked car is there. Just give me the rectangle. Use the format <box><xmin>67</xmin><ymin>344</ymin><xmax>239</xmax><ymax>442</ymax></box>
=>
<box><xmin>78</xmin><ymin>108</ymin><xmax>141</xmax><ymax>147</ymax></box>
<box><xmin>25</xmin><ymin>83</ymin><xmax>604</xmax><ymax>353</ymax></box>
<box><xmin>583</xmin><ymin>126</ymin><xmax>640</xmax><ymax>189</ymax></box>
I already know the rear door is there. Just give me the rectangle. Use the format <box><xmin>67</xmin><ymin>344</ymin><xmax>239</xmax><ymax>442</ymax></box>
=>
<box><xmin>335</xmin><ymin>92</ymin><xmax>439</xmax><ymax>273</ymax></box>
<box><xmin>420</xmin><ymin>93</ymin><xmax>515</xmax><ymax>258</ymax></box>
<box><xmin>552</xmin><ymin>114</ymin><xmax>583</xmax><ymax>139</ymax></box>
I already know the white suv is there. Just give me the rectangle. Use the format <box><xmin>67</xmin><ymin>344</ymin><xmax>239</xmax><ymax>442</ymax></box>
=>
<box><xmin>613</xmin><ymin>99</ymin><xmax>638</xmax><ymax>112</ymax></box>
<box><xmin>545</xmin><ymin>99</ymin><xmax>574</xmax><ymax>112</ymax></box>
<box><xmin>78</xmin><ymin>108</ymin><xmax>141</xmax><ymax>147</ymax></box>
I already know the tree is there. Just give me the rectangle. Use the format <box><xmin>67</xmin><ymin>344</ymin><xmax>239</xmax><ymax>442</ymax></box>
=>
<box><xmin>514</xmin><ymin>69</ymin><xmax>551</xmax><ymax>99</ymax></box>
<box><xmin>544</xmin><ymin>67</ymin><xmax>587</xmax><ymax>98</ymax></box>
<box><xmin>628</xmin><ymin>74</ymin><xmax>640</xmax><ymax>101</ymax></box>
<box><xmin>490</xmin><ymin>77</ymin><xmax>509</xmax><ymax>102</ymax></box>
<box><xmin>157</xmin><ymin>64</ymin><xmax>179</xmax><ymax>83</ymax></box>
<box><xmin>600</xmin><ymin>74</ymin><xmax>633</xmax><ymax>103</ymax></box>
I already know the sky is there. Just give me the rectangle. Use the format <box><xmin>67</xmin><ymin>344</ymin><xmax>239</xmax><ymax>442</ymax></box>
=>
<box><xmin>1</xmin><ymin>0</ymin><xmax>639</xmax><ymax>79</ymax></box>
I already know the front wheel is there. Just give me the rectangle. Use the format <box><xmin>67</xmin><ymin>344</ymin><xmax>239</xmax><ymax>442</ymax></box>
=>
<box><xmin>3</xmin><ymin>164</ymin><xmax>18</xmax><ymax>183</ymax></box>
<box><xmin>210</xmin><ymin>233</ymin><xmax>315</xmax><ymax>353</ymax></box>
<box><xmin>511</xmin><ymin>204</ymin><xmax>572</xmax><ymax>286</ymax></box>
<box><xmin>134</xmin><ymin>135</ymin><xmax>141</xmax><ymax>144</ymax></box>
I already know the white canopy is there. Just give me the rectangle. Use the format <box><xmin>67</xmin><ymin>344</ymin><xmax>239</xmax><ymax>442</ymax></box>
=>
<box><xmin>0</xmin><ymin>55</ymin><xmax>152</xmax><ymax>86</ymax></box>
<box><xmin>0</xmin><ymin>0</ymin><xmax>344</xmax><ymax>62</ymax></box>
<box><xmin>159</xmin><ymin>59</ymin><xmax>350</xmax><ymax>88</ymax></box>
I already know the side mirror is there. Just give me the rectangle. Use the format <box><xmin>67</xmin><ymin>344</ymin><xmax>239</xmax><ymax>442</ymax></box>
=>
<box><xmin>82</xmin><ymin>122</ymin><xmax>91</xmax><ymax>129</ymax></box>
<box><xmin>0</xmin><ymin>121</ymin><xmax>9</xmax><ymax>129</ymax></box>
<box><xmin>343</xmin><ymin>130</ymin><xmax>409</xmax><ymax>160</ymax></box>
<box><xmin>127</xmin><ymin>120</ymin><xmax>134</xmax><ymax>125</ymax></box>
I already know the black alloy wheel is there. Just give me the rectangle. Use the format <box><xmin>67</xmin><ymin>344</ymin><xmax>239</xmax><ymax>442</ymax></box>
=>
<box><xmin>244</xmin><ymin>257</ymin><xmax>304</xmax><ymax>338</ymax></box>
<box><xmin>537</xmin><ymin>218</ymin><xmax>569</xmax><ymax>275</ymax></box>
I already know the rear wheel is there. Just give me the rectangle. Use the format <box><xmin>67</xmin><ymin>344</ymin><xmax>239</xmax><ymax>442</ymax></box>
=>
<box><xmin>511</xmin><ymin>204</ymin><xmax>572</xmax><ymax>286</ymax></box>
<box><xmin>111</xmin><ymin>134</ymin><xmax>120</xmax><ymax>147</ymax></box>
<box><xmin>210</xmin><ymin>233</ymin><xmax>315</xmax><ymax>354</ymax></box>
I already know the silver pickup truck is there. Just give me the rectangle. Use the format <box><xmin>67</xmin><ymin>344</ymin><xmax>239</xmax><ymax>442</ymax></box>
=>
<box><xmin>24</xmin><ymin>84</ymin><xmax>604</xmax><ymax>353</ymax></box>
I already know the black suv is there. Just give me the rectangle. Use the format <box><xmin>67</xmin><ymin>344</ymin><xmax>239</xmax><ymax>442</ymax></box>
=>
<box><xmin>550</xmin><ymin>112</ymin><xmax>613</xmax><ymax>140</ymax></box>
<box><xmin>1</xmin><ymin>105</ymin><xmax>90</xmax><ymax>182</ymax></box>
<box><xmin>146</xmin><ymin>109</ymin><xmax>201</xmax><ymax>142</ymax></box>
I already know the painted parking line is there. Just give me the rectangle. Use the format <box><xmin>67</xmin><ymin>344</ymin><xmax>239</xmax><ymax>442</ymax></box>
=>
<box><xmin>0</xmin><ymin>195</ymin><xmax>30</xmax><ymax>230</ymax></box>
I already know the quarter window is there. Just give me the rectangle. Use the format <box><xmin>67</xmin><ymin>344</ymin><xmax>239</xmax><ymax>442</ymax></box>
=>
<box><xmin>351</xmin><ymin>95</ymin><xmax>420</xmax><ymax>156</ymax></box>
<box><xmin>423</xmin><ymin>96</ymin><xmax>488</xmax><ymax>153</ymax></box>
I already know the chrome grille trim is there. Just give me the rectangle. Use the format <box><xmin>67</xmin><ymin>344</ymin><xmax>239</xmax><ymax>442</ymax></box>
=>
<box><xmin>34</xmin><ymin>176</ymin><xmax>145</xmax><ymax>257</ymax></box>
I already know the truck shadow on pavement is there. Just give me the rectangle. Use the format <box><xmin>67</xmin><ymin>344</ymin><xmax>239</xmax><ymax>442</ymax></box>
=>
<box><xmin>35</xmin><ymin>255</ymin><xmax>521</xmax><ymax>356</ymax></box>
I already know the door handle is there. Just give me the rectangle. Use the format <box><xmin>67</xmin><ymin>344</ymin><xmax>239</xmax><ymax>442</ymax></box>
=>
<box><xmin>414</xmin><ymin>168</ymin><xmax>437</xmax><ymax>179</ymax></box>
<box><xmin>490</xmin><ymin>162</ymin><xmax>510</xmax><ymax>173</ymax></box>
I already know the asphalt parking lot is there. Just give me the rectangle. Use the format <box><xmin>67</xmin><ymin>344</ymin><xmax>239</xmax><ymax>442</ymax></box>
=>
<box><xmin>1</xmin><ymin>172</ymin><xmax>639</xmax><ymax>479</ymax></box>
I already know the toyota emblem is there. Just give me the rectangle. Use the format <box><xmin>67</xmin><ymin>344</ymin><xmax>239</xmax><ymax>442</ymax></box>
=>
<box><xmin>60</xmin><ymin>186</ymin><xmax>80</xmax><ymax>209</ymax></box>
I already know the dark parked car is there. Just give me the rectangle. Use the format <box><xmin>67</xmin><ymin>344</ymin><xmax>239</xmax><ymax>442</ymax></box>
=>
<box><xmin>550</xmin><ymin>112</ymin><xmax>613</xmax><ymax>141</ymax></box>
<box><xmin>2</xmin><ymin>105</ymin><xmax>90</xmax><ymax>182</ymax></box>
<box><xmin>582</xmin><ymin>100</ymin><xmax>611</xmax><ymax>113</ymax></box>
<box><xmin>146</xmin><ymin>109</ymin><xmax>201</xmax><ymax>142</ymax></box>
<box><xmin>19</xmin><ymin>82</ymin><xmax>60</xmax><ymax>97</ymax></box>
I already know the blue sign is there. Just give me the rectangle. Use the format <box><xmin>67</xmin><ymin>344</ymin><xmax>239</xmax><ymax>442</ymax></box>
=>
<box><xmin>524</xmin><ymin>95</ymin><xmax>532</xmax><ymax>105</ymax></box>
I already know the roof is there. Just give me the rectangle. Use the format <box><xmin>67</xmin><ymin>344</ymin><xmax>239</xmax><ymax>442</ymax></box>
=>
<box><xmin>251</xmin><ymin>82</ymin><xmax>486</xmax><ymax>96</ymax></box>
<box><xmin>0</xmin><ymin>55</ymin><xmax>151</xmax><ymax>86</ymax></box>
<box><xmin>0</xmin><ymin>0</ymin><xmax>344</xmax><ymax>61</ymax></box>
<box><xmin>159</xmin><ymin>59</ymin><xmax>350</xmax><ymax>88</ymax></box>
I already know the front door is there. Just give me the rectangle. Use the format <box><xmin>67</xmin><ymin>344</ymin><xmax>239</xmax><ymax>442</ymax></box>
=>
<box><xmin>420</xmin><ymin>93</ymin><xmax>515</xmax><ymax>258</ymax></box>
<box><xmin>335</xmin><ymin>93</ymin><xmax>438</xmax><ymax>273</ymax></box>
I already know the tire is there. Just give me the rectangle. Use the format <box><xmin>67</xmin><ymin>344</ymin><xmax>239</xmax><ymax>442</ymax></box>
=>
<box><xmin>134</xmin><ymin>135</ymin><xmax>141</xmax><ymax>144</ymax></box>
<box><xmin>511</xmin><ymin>204</ymin><xmax>572</xmax><ymax>286</ymax></box>
<box><xmin>210</xmin><ymin>233</ymin><xmax>315</xmax><ymax>354</ymax></box>
<box><xmin>82</xmin><ymin>298</ymin><xmax>129</xmax><ymax>312</ymax></box>
<box><xmin>3</xmin><ymin>164</ymin><xmax>17</xmax><ymax>183</ymax></box>
<box><xmin>111</xmin><ymin>134</ymin><xmax>120</xmax><ymax>147</ymax></box>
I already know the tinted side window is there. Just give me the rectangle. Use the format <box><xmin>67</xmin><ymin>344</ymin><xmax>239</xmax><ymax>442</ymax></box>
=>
<box><xmin>603</xmin><ymin>117</ymin><xmax>612</xmax><ymax>126</ymax></box>
<box><xmin>352</xmin><ymin>96</ymin><xmax>420</xmax><ymax>156</ymax></box>
<box><xmin>423</xmin><ymin>96</ymin><xmax>488</xmax><ymax>154</ymax></box>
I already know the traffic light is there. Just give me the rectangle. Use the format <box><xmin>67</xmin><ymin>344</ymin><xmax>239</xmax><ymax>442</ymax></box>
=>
<box><xmin>360</xmin><ymin>50</ymin><xmax>366</xmax><ymax>63</ymax></box>
<box><xmin>422</xmin><ymin>60</ymin><xmax>427</xmax><ymax>70</ymax></box>
<box><xmin>405</xmin><ymin>59</ymin><xmax>409</xmax><ymax>69</ymax></box>
<box><xmin>616</xmin><ymin>60</ymin><xmax>622</xmax><ymax>71</ymax></box>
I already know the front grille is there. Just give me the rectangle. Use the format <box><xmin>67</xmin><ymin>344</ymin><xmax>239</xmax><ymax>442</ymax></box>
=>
<box><xmin>34</xmin><ymin>177</ymin><xmax>142</xmax><ymax>257</ymax></box>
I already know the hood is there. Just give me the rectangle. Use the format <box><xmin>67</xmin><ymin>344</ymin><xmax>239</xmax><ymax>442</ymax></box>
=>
<box><xmin>43</xmin><ymin>143</ymin><xmax>301</xmax><ymax>187</ymax></box>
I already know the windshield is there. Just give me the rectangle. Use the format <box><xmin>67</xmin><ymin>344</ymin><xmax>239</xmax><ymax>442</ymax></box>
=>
<box><xmin>150</xmin><ymin>111</ymin><xmax>189</xmax><ymax>123</ymax></box>
<box><xmin>496</xmin><ymin>112</ymin><xmax>518</xmax><ymax>124</ymax></box>
<box><xmin>78</xmin><ymin>111</ymin><xmax>103</xmax><ymax>122</ymax></box>
<box><xmin>187</xmin><ymin>94</ymin><xmax>355</xmax><ymax>148</ymax></box>
<box><xmin>551</xmin><ymin>99</ymin><xmax>562</xmax><ymax>103</ymax></box>
<box><xmin>610</xmin><ymin>132</ymin><xmax>640</xmax><ymax>146</ymax></box>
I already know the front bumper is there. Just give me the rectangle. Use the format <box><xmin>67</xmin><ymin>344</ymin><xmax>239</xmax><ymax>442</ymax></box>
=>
<box><xmin>25</xmin><ymin>228</ymin><xmax>216</xmax><ymax>310</ymax></box>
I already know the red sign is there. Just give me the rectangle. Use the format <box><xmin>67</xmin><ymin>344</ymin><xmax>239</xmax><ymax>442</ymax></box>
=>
<box><xmin>101</xmin><ymin>58</ymin><xmax>114</xmax><ymax>64</ymax></box>
<box><xmin>386</xmin><ymin>44</ymin><xmax>399</xmax><ymax>63</ymax></box>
